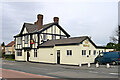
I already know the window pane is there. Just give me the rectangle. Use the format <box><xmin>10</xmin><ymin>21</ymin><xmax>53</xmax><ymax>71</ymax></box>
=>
<box><xmin>67</xmin><ymin>50</ymin><xmax>69</xmax><ymax>55</ymax></box>
<box><xmin>43</xmin><ymin>34</ymin><xmax>47</xmax><ymax>41</ymax></box>
<box><xmin>67</xmin><ymin>50</ymin><xmax>72</xmax><ymax>56</ymax></box>
<box><xmin>25</xmin><ymin>35</ymin><xmax>28</xmax><ymax>43</ymax></box>
<box><xmin>17</xmin><ymin>50</ymin><xmax>22</xmax><ymax>56</ymax></box>
<box><xmin>82</xmin><ymin>50</ymin><xmax>86</xmax><ymax>56</ymax></box>
<box><xmin>94</xmin><ymin>50</ymin><xmax>96</xmax><ymax>55</ymax></box>
<box><xmin>17</xmin><ymin>37</ymin><xmax>22</xmax><ymax>44</ymax></box>
<box><xmin>89</xmin><ymin>50</ymin><xmax>91</xmax><ymax>55</ymax></box>
<box><xmin>70</xmin><ymin>50</ymin><xmax>72</xmax><ymax>55</ymax></box>
<box><xmin>52</xmin><ymin>35</ymin><xmax>56</xmax><ymax>40</ymax></box>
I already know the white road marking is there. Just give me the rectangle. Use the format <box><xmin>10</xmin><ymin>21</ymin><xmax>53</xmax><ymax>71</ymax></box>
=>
<box><xmin>109</xmin><ymin>73</ymin><xmax>118</xmax><ymax>75</ymax></box>
<box><xmin>89</xmin><ymin>71</ymin><xmax>98</xmax><ymax>73</ymax></box>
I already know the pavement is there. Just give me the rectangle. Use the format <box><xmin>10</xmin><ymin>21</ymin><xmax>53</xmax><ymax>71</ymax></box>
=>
<box><xmin>1</xmin><ymin>59</ymin><xmax>120</xmax><ymax>80</ymax></box>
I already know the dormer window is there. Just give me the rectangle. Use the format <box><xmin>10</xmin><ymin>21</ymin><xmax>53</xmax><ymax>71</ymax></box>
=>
<box><xmin>52</xmin><ymin>35</ymin><xmax>56</xmax><ymax>40</ymax></box>
<box><xmin>24</xmin><ymin>35</ymin><xmax>28</xmax><ymax>44</ymax></box>
<box><xmin>43</xmin><ymin>34</ymin><xmax>47</xmax><ymax>41</ymax></box>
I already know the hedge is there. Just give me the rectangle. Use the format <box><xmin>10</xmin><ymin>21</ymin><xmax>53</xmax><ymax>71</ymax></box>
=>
<box><xmin>2</xmin><ymin>54</ymin><xmax>15</xmax><ymax>59</ymax></box>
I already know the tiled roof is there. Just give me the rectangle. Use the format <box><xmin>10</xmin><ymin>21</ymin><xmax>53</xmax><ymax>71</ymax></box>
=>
<box><xmin>39</xmin><ymin>36</ymin><xmax>89</xmax><ymax>47</ymax></box>
<box><xmin>14</xmin><ymin>22</ymin><xmax>70</xmax><ymax>37</ymax></box>
<box><xmin>6</xmin><ymin>41</ymin><xmax>15</xmax><ymax>47</ymax></box>
<box><xmin>25</xmin><ymin>23</ymin><xmax>38</xmax><ymax>33</ymax></box>
<box><xmin>24</xmin><ymin>22</ymin><xmax>54</xmax><ymax>33</ymax></box>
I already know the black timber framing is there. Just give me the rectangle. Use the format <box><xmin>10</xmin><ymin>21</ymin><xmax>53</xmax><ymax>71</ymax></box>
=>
<box><xmin>41</xmin><ymin>33</ymin><xmax>66</xmax><ymax>37</ymax></box>
<box><xmin>37</xmin><ymin>37</ymin><xmax>111</xmax><ymax>49</ymax></box>
<box><xmin>14</xmin><ymin>23</ymin><xmax>70</xmax><ymax>38</ymax></box>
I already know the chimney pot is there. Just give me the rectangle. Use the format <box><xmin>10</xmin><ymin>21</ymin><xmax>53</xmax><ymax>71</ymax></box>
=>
<box><xmin>53</xmin><ymin>17</ymin><xmax>59</xmax><ymax>23</ymax></box>
<box><xmin>37</xmin><ymin>14</ymin><xmax>43</xmax><ymax>20</ymax></box>
<box><xmin>34</xmin><ymin>14</ymin><xmax>43</xmax><ymax>30</ymax></box>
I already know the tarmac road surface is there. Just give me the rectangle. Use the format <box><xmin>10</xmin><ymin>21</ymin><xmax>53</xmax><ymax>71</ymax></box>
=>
<box><xmin>1</xmin><ymin>60</ymin><xmax>120</xmax><ymax>80</ymax></box>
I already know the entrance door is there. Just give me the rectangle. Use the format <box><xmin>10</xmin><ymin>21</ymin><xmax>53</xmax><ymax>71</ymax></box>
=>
<box><xmin>57</xmin><ymin>50</ymin><xmax>60</xmax><ymax>64</ymax></box>
<box><xmin>27</xmin><ymin>50</ymin><xmax>30</xmax><ymax>61</ymax></box>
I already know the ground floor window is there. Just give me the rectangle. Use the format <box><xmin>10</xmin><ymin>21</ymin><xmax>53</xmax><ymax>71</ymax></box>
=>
<box><xmin>82</xmin><ymin>50</ymin><xmax>86</xmax><ymax>56</ymax></box>
<box><xmin>17</xmin><ymin>50</ymin><xmax>22</xmax><ymax>56</ymax></box>
<box><xmin>93</xmin><ymin>50</ymin><xmax>96</xmax><ymax>55</ymax></box>
<box><xmin>67</xmin><ymin>50</ymin><xmax>72</xmax><ymax>56</ymax></box>
<box><xmin>89</xmin><ymin>50</ymin><xmax>91</xmax><ymax>55</ymax></box>
<box><xmin>34</xmin><ymin>49</ymin><xmax>37</xmax><ymax>57</ymax></box>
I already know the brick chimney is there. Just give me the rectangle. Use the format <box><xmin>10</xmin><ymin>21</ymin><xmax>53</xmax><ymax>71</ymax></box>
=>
<box><xmin>34</xmin><ymin>14</ymin><xmax>43</xmax><ymax>30</ymax></box>
<box><xmin>53</xmin><ymin>17</ymin><xmax>59</xmax><ymax>23</ymax></box>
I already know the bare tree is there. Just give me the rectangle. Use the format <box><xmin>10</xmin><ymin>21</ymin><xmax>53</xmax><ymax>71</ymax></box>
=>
<box><xmin>110</xmin><ymin>27</ymin><xmax>119</xmax><ymax>43</ymax></box>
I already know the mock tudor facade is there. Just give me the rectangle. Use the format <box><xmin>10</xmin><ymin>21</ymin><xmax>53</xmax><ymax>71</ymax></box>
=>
<box><xmin>14</xmin><ymin>14</ymin><xmax>114</xmax><ymax>65</ymax></box>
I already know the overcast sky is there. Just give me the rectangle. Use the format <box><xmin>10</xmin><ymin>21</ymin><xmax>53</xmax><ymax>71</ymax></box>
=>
<box><xmin>1</xmin><ymin>0</ymin><xmax>119</xmax><ymax>46</ymax></box>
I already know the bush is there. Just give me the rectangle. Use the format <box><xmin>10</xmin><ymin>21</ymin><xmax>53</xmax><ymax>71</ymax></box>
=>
<box><xmin>2</xmin><ymin>54</ymin><xmax>15</xmax><ymax>59</ymax></box>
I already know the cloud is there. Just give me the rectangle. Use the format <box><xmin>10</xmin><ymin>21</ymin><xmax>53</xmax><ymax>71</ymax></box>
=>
<box><xmin>1</xmin><ymin>1</ymin><xmax>118</xmax><ymax>45</ymax></box>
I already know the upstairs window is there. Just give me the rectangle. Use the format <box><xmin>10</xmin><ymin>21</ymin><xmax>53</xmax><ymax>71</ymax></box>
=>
<box><xmin>52</xmin><ymin>35</ymin><xmax>56</xmax><ymax>40</ymax></box>
<box><xmin>60</xmin><ymin>36</ymin><xmax>64</xmax><ymax>39</ymax></box>
<box><xmin>17</xmin><ymin>37</ymin><xmax>22</xmax><ymax>44</ymax></box>
<box><xmin>43</xmin><ymin>34</ymin><xmax>47</xmax><ymax>41</ymax></box>
<box><xmin>82</xmin><ymin>50</ymin><xmax>86</xmax><ymax>56</ymax></box>
<box><xmin>67</xmin><ymin>50</ymin><xmax>72</xmax><ymax>56</ymax></box>
<box><xmin>24</xmin><ymin>35</ymin><xmax>28</xmax><ymax>44</ymax></box>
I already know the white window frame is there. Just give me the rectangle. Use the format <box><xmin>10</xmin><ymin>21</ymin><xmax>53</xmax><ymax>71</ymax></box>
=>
<box><xmin>24</xmin><ymin>35</ymin><xmax>28</xmax><ymax>44</ymax></box>
<box><xmin>67</xmin><ymin>50</ymin><xmax>72</xmax><ymax>56</ymax></box>
<box><xmin>82</xmin><ymin>50</ymin><xmax>86</xmax><ymax>56</ymax></box>
<box><xmin>17</xmin><ymin>50</ymin><xmax>22</xmax><ymax>56</ymax></box>
<box><xmin>93</xmin><ymin>50</ymin><xmax>96</xmax><ymax>56</ymax></box>
<box><xmin>43</xmin><ymin>34</ymin><xmax>47</xmax><ymax>41</ymax></box>
<box><xmin>52</xmin><ymin>35</ymin><xmax>56</xmax><ymax>40</ymax></box>
<box><xmin>17</xmin><ymin>37</ymin><xmax>22</xmax><ymax>44</ymax></box>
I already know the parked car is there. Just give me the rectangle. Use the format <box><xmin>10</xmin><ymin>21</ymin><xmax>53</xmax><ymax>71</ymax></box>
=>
<box><xmin>95</xmin><ymin>52</ymin><xmax>120</xmax><ymax>65</ymax></box>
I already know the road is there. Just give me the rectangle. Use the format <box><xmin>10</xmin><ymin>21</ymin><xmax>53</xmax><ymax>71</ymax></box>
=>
<box><xmin>1</xmin><ymin>60</ymin><xmax>120</xmax><ymax>80</ymax></box>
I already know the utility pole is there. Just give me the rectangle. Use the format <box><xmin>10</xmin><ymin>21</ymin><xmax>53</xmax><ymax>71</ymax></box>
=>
<box><xmin>118</xmin><ymin>25</ymin><xmax>120</xmax><ymax>44</ymax></box>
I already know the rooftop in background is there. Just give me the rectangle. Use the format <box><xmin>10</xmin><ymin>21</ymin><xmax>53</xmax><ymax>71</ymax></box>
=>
<box><xmin>5</xmin><ymin>41</ymin><xmax>15</xmax><ymax>47</ymax></box>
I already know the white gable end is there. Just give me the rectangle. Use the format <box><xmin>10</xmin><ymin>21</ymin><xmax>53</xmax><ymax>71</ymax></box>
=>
<box><xmin>42</xmin><ymin>25</ymin><xmax>66</xmax><ymax>36</ymax></box>
<box><xmin>22</xmin><ymin>27</ymin><xmax>28</xmax><ymax>34</ymax></box>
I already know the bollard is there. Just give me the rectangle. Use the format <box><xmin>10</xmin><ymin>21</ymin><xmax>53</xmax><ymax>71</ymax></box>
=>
<box><xmin>79</xmin><ymin>63</ymin><xmax>82</xmax><ymax>67</ymax></box>
<box><xmin>88</xmin><ymin>63</ymin><xmax>91</xmax><ymax>67</ymax></box>
<box><xmin>96</xmin><ymin>63</ymin><xmax>99</xmax><ymax>68</ymax></box>
<box><xmin>106</xmin><ymin>63</ymin><xmax>110</xmax><ymax>68</ymax></box>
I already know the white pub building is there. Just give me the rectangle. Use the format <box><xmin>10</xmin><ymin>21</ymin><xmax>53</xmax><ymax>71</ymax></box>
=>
<box><xmin>14</xmin><ymin>14</ymin><xmax>113</xmax><ymax>65</ymax></box>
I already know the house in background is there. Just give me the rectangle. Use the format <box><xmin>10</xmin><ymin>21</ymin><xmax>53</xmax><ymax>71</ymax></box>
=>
<box><xmin>14</xmin><ymin>14</ymin><xmax>114</xmax><ymax>65</ymax></box>
<box><xmin>1</xmin><ymin>42</ymin><xmax>5</xmax><ymax>55</ymax></box>
<box><xmin>5</xmin><ymin>41</ymin><xmax>15</xmax><ymax>55</ymax></box>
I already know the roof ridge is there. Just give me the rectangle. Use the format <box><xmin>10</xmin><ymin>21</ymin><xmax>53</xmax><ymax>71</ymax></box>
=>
<box><xmin>24</xmin><ymin>22</ymin><xmax>55</xmax><ymax>26</ymax></box>
<box><xmin>44</xmin><ymin>36</ymin><xmax>89</xmax><ymax>42</ymax></box>
<box><xmin>6</xmin><ymin>41</ymin><xmax>15</xmax><ymax>47</ymax></box>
